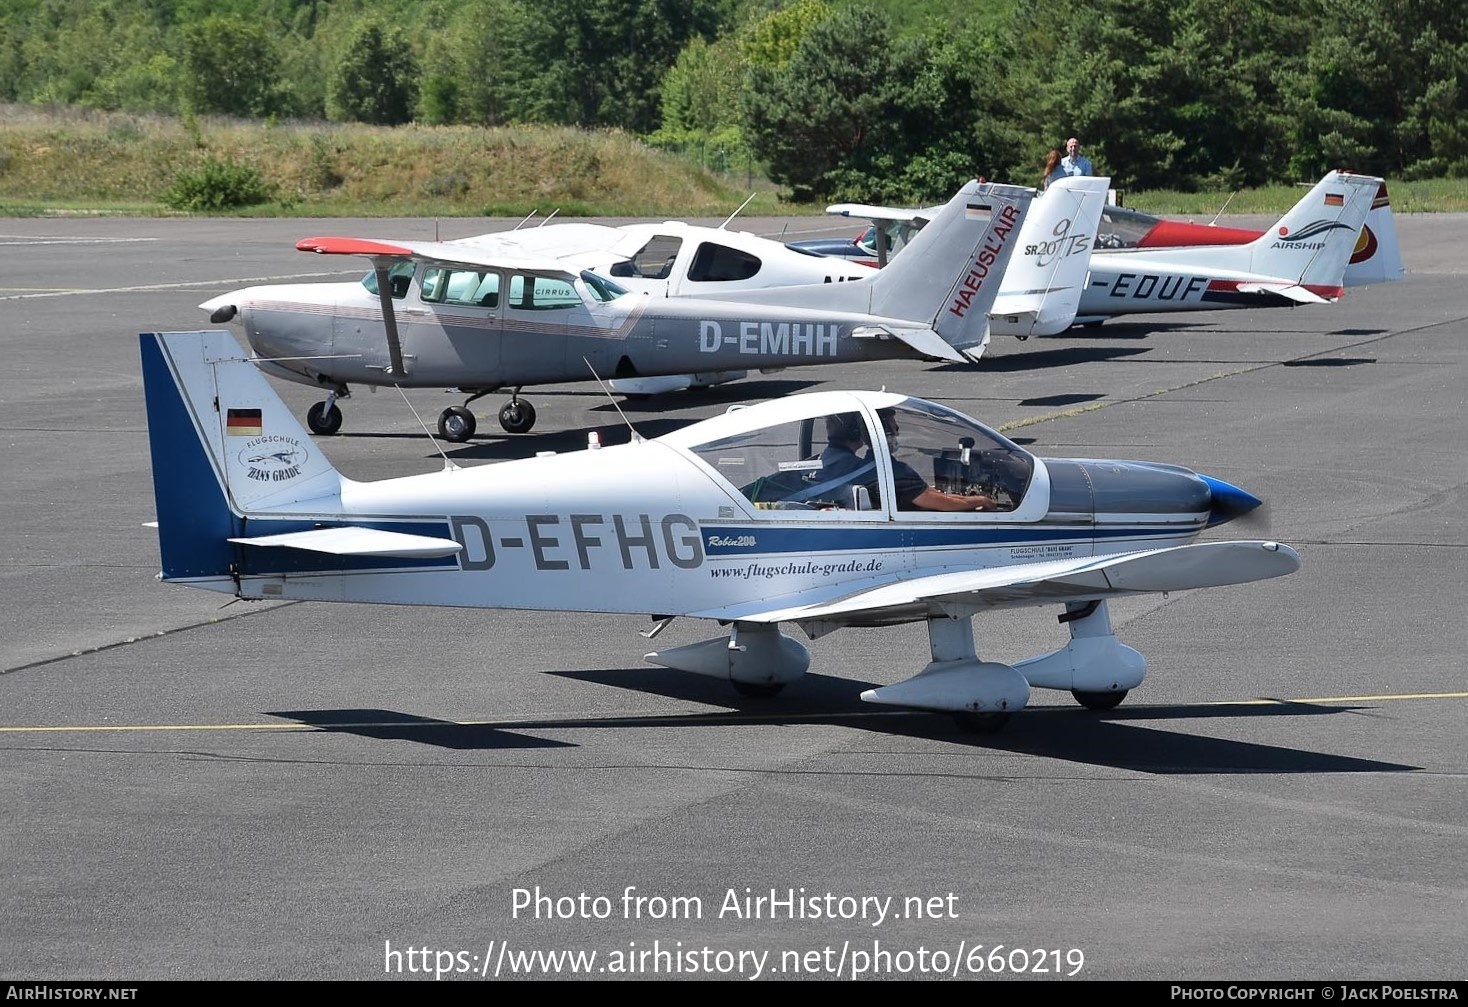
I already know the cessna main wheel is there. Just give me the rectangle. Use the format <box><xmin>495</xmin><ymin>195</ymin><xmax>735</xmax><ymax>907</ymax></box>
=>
<box><xmin>438</xmin><ymin>406</ymin><xmax>477</xmax><ymax>443</ymax></box>
<box><xmin>1072</xmin><ymin>689</ymin><xmax>1128</xmax><ymax>711</ymax></box>
<box><xmin>498</xmin><ymin>399</ymin><xmax>537</xmax><ymax>434</ymax></box>
<box><xmin>306</xmin><ymin>401</ymin><xmax>343</xmax><ymax>436</ymax></box>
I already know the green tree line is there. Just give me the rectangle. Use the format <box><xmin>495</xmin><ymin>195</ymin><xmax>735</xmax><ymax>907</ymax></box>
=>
<box><xmin>0</xmin><ymin>0</ymin><xmax>1463</xmax><ymax>202</ymax></box>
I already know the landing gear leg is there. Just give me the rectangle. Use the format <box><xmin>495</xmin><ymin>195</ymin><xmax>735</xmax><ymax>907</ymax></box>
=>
<box><xmin>498</xmin><ymin>388</ymin><xmax>537</xmax><ymax>434</ymax></box>
<box><xmin>306</xmin><ymin>388</ymin><xmax>346</xmax><ymax>436</ymax></box>
<box><xmin>1011</xmin><ymin>600</ymin><xmax>1146</xmax><ymax>711</ymax></box>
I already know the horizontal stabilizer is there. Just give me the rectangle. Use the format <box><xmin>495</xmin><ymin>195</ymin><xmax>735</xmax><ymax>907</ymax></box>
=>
<box><xmin>851</xmin><ymin>324</ymin><xmax>966</xmax><ymax>362</ymax></box>
<box><xmin>229</xmin><ymin>526</ymin><xmax>463</xmax><ymax>559</ymax></box>
<box><xmin>1235</xmin><ymin>281</ymin><xmax>1332</xmax><ymax>304</ymax></box>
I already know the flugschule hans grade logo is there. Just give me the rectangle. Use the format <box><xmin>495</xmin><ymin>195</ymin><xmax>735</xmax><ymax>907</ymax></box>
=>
<box><xmin>239</xmin><ymin>435</ymin><xmax>308</xmax><ymax>482</ymax></box>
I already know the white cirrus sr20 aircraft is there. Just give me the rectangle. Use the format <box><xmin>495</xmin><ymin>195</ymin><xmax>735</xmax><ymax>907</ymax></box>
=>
<box><xmin>200</xmin><ymin>179</ymin><xmax>1033</xmax><ymax>441</ymax></box>
<box><xmin>140</xmin><ymin>328</ymin><xmax>1301</xmax><ymax>733</ymax></box>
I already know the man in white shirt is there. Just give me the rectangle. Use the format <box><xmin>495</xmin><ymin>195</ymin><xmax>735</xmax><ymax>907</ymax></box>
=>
<box><xmin>1060</xmin><ymin>136</ymin><xmax>1094</xmax><ymax>177</ymax></box>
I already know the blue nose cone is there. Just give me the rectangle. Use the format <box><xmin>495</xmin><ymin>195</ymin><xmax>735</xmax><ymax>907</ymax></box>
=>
<box><xmin>1199</xmin><ymin>474</ymin><xmax>1263</xmax><ymax>527</ymax></box>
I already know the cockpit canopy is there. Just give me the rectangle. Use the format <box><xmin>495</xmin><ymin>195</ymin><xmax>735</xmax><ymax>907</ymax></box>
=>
<box><xmin>683</xmin><ymin>395</ymin><xmax>1035</xmax><ymax>515</ymax></box>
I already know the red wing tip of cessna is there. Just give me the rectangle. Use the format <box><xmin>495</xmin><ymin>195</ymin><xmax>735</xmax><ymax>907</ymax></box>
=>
<box><xmin>140</xmin><ymin>323</ymin><xmax>1303</xmax><ymax>734</ymax></box>
<box><xmin>295</xmin><ymin>236</ymin><xmax>415</xmax><ymax>256</ymax></box>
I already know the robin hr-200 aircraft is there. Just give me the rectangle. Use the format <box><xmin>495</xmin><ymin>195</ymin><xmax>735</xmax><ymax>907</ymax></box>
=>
<box><xmin>797</xmin><ymin>169</ymin><xmax>1402</xmax><ymax>335</ymax></box>
<box><xmin>141</xmin><ymin>329</ymin><xmax>1300</xmax><ymax>732</ymax></box>
<box><xmin>200</xmin><ymin>179</ymin><xmax>1039</xmax><ymax>441</ymax></box>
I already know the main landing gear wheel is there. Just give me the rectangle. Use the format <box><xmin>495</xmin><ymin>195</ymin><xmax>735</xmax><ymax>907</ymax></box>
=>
<box><xmin>498</xmin><ymin>399</ymin><xmax>537</xmax><ymax>434</ymax></box>
<box><xmin>1072</xmin><ymin>689</ymin><xmax>1128</xmax><ymax>711</ymax></box>
<box><xmin>731</xmin><ymin>680</ymin><xmax>785</xmax><ymax>699</ymax></box>
<box><xmin>952</xmin><ymin>711</ymin><xmax>1011</xmax><ymax>734</ymax></box>
<box><xmin>306</xmin><ymin>401</ymin><xmax>343</xmax><ymax>435</ymax></box>
<box><xmin>437</xmin><ymin>406</ymin><xmax>477</xmax><ymax>443</ymax></box>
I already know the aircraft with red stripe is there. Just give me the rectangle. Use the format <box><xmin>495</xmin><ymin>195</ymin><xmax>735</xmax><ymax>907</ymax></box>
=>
<box><xmin>800</xmin><ymin>171</ymin><xmax>1399</xmax><ymax>335</ymax></box>
<box><xmin>1094</xmin><ymin>177</ymin><xmax>1403</xmax><ymax>288</ymax></box>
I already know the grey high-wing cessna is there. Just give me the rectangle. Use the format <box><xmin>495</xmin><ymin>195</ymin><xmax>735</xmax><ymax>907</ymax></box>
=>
<box><xmin>201</xmin><ymin>180</ymin><xmax>1033</xmax><ymax>441</ymax></box>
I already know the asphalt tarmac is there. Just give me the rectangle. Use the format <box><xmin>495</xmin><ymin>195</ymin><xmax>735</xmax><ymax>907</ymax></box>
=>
<box><xmin>0</xmin><ymin>210</ymin><xmax>1464</xmax><ymax>981</ymax></box>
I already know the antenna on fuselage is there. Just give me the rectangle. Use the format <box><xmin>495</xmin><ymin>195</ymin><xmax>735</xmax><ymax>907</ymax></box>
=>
<box><xmin>582</xmin><ymin>356</ymin><xmax>644</xmax><ymax>443</ymax></box>
<box><xmin>1208</xmin><ymin>191</ymin><xmax>1238</xmax><ymax>226</ymax></box>
<box><xmin>720</xmin><ymin>193</ymin><xmax>757</xmax><ymax>230</ymax></box>
<box><xmin>512</xmin><ymin>210</ymin><xmax>538</xmax><ymax>231</ymax></box>
<box><xmin>538</xmin><ymin>209</ymin><xmax>560</xmax><ymax>227</ymax></box>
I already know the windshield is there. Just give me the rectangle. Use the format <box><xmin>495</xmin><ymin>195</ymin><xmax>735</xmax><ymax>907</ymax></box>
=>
<box><xmin>880</xmin><ymin>398</ymin><xmax>1034</xmax><ymax>511</ymax></box>
<box><xmin>1096</xmin><ymin>205</ymin><xmax>1163</xmax><ymax>249</ymax></box>
<box><xmin>581</xmin><ymin>270</ymin><xmax>630</xmax><ymax>302</ymax></box>
<box><xmin>360</xmin><ymin>261</ymin><xmax>415</xmax><ymax>298</ymax></box>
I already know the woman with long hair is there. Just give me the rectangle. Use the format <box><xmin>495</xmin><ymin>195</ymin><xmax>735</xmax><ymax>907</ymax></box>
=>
<box><xmin>1041</xmin><ymin>148</ymin><xmax>1062</xmax><ymax>190</ymax></box>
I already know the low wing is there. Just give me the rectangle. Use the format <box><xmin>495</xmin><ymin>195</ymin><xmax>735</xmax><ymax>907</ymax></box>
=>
<box><xmin>692</xmin><ymin>541</ymin><xmax>1299</xmax><ymax>635</ymax></box>
<box><xmin>229</xmin><ymin>526</ymin><xmax>463</xmax><ymax>559</ymax></box>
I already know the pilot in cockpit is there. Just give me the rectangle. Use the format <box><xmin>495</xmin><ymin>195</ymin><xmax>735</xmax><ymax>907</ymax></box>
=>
<box><xmin>812</xmin><ymin>411</ymin><xmax>997</xmax><ymax>513</ymax></box>
<box><xmin>869</xmin><ymin>409</ymin><xmax>998</xmax><ymax>512</ymax></box>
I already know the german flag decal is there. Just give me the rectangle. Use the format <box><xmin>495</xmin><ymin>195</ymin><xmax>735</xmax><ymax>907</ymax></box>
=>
<box><xmin>1324</xmin><ymin>192</ymin><xmax>1344</xmax><ymax>207</ymax></box>
<box><xmin>226</xmin><ymin>408</ymin><xmax>263</xmax><ymax>436</ymax></box>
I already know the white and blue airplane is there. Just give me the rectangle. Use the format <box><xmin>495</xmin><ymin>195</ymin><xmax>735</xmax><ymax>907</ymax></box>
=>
<box><xmin>140</xmin><ymin>328</ymin><xmax>1300</xmax><ymax>732</ymax></box>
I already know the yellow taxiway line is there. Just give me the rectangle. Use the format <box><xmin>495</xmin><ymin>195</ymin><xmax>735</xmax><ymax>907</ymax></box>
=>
<box><xmin>1</xmin><ymin>692</ymin><xmax>1464</xmax><ymax>735</ymax></box>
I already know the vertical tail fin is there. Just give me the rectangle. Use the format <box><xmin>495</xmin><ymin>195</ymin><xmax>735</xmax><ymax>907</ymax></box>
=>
<box><xmin>1127</xmin><ymin>171</ymin><xmax>1382</xmax><ymax>300</ymax></box>
<box><xmin>989</xmin><ymin>175</ymin><xmax>1111</xmax><ymax>338</ymax></box>
<box><xmin>140</xmin><ymin>330</ymin><xmax>343</xmax><ymax>582</ymax></box>
<box><xmin>703</xmin><ymin>180</ymin><xmax>1034</xmax><ymax>358</ymax></box>
<box><xmin>870</xmin><ymin>180</ymin><xmax>1034</xmax><ymax>353</ymax></box>
<box><xmin>1344</xmin><ymin>180</ymin><xmax>1406</xmax><ymax>285</ymax></box>
<box><xmin>1243</xmin><ymin>171</ymin><xmax>1380</xmax><ymax>292</ymax></box>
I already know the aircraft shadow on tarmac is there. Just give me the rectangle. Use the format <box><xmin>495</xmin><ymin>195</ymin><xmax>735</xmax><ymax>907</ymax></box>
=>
<box><xmin>939</xmin><ymin>345</ymin><xmax>1151</xmax><ymax>373</ymax></box>
<box><xmin>267</xmin><ymin>708</ymin><xmax>576</xmax><ymax>751</ymax></box>
<box><xmin>1018</xmin><ymin>393</ymin><xmax>1107</xmax><ymax>407</ymax></box>
<box><xmin>268</xmin><ymin>669</ymin><xmax>1419</xmax><ymax>775</ymax></box>
<box><xmin>1280</xmin><ymin>357</ymin><xmax>1376</xmax><ymax>368</ymax></box>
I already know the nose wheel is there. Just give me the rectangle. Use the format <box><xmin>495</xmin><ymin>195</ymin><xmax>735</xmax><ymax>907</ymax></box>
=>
<box><xmin>498</xmin><ymin>394</ymin><xmax>537</xmax><ymax>434</ymax></box>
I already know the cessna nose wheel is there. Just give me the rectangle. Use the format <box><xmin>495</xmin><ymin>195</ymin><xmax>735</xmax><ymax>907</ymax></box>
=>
<box><xmin>498</xmin><ymin>398</ymin><xmax>537</xmax><ymax>434</ymax></box>
<box><xmin>437</xmin><ymin>406</ymin><xmax>477</xmax><ymax>443</ymax></box>
<box><xmin>306</xmin><ymin>400</ymin><xmax>343</xmax><ymax>436</ymax></box>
